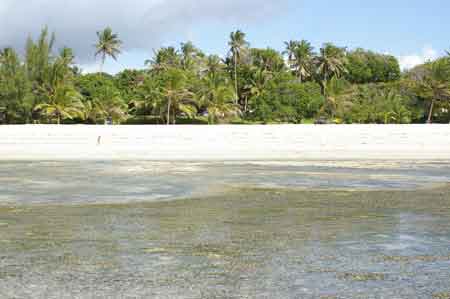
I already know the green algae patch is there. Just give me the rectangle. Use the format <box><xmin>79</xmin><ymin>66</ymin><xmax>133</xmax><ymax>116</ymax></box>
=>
<box><xmin>338</xmin><ymin>272</ymin><xmax>386</xmax><ymax>282</ymax></box>
<box><xmin>382</xmin><ymin>255</ymin><xmax>450</xmax><ymax>263</ymax></box>
<box><xmin>142</xmin><ymin>248</ymin><xmax>169</xmax><ymax>254</ymax></box>
<box><xmin>433</xmin><ymin>293</ymin><xmax>450</xmax><ymax>299</ymax></box>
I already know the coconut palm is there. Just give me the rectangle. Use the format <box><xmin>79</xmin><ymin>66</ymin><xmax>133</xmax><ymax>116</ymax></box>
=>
<box><xmin>158</xmin><ymin>68</ymin><xmax>196</xmax><ymax>125</ymax></box>
<box><xmin>242</xmin><ymin>67</ymin><xmax>271</xmax><ymax>113</ymax></box>
<box><xmin>283</xmin><ymin>40</ymin><xmax>299</xmax><ymax>64</ymax></box>
<box><xmin>379</xmin><ymin>90</ymin><xmax>412</xmax><ymax>124</ymax></box>
<box><xmin>180</xmin><ymin>41</ymin><xmax>203</xmax><ymax>71</ymax></box>
<box><xmin>95</xmin><ymin>27</ymin><xmax>122</xmax><ymax>72</ymax></box>
<box><xmin>320</xmin><ymin>77</ymin><xmax>353</xmax><ymax>119</ymax></box>
<box><xmin>34</xmin><ymin>83</ymin><xmax>84</xmax><ymax>124</ymax></box>
<box><xmin>198</xmin><ymin>75</ymin><xmax>239</xmax><ymax>124</ymax></box>
<box><xmin>414</xmin><ymin>59</ymin><xmax>450</xmax><ymax>123</ymax></box>
<box><xmin>284</xmin><ymin>40</ymin><xmax>315</xmax><ymax>82</ymax></box>
<box><xmin>204</xmin><ymin>55</ymin><xmax>225</xmax><ymax>80</ymax></box>
<box><xmin>251</xmin><ymin>48</ymin><xmax>285</xmax><ymax>73</ymax></box>
<box><xmin>315</xmin><ymin>43</ymin><xmax>348</xmax><ymax>96</ymax></box>
<box><xmin>228</xmin><ymin>30</ymin><xmax>249</xmax><ymax>104</ymax></box>
<box><xmin>88</xmin><ymin>86</ymin><xmax>128</xmax><ymax>124</ymax></box>
<box><xmin>146</xmin><ymin>47</ymin><xmax>180</xmax><ymax>72</ymax></box>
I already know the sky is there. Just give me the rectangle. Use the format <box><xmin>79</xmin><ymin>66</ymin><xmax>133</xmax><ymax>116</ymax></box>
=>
<box><xmin>0</xmin><ymin>0</ymin><xmax>448</xmax><ymax>73</ymax></box>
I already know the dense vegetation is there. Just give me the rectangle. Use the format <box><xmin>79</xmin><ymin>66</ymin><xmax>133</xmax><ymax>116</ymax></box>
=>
<box><xmin>1</xmin><ymin>27</ymin><xmax>449</xmax><ymax>125</ymax></box>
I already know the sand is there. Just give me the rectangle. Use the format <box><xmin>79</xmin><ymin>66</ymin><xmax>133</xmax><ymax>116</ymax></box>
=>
<box><xmin>0</xmin><ymin>124</ymin><xmax>449</xmax><ymax>161</ymax></box>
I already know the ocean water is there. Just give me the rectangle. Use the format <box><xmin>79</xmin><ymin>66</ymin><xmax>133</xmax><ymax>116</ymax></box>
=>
<box><xmin>0</xmin><ymin>161</ymin><xmax>450</xmax><ymax>298</ymax></box>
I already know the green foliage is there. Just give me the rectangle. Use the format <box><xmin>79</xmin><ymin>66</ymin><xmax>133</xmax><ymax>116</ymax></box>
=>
<box><xmin>34</xmin><ymin>83</ymin><xmax>84</xmax><ymax>124</ymax></box>
<box><xmin>346</xmin><ymin>49</ymin><xmax>401</xmax><ymax>84</ymax></box>
<box><xmin>250</xmin><ymin>48</ymin><xmax>285</xmax><ymax>73</ymax></box>
<box><xmin>284</xmin><ymin>40</ymin><xmax>315</xmax><ymax>82</ymax></box>
<box><xmin>1</xmin><ymin>26</ymin><xmax>449</xmax><ymax>125</ymax></box>
<box><xmin>336</xmin><ymin>84</ymin><xmax>413</xmax><ymax>124</ymax></box>
<box><xmin>249</xmin><ymin>73</ymin><xmax>324</xmax><ymax>123</ymax></box>
<box><xmin>407</xmin><ymin>58</ymin><xmax>450</xmax><ymax>123</ymax></box>
<box><xmin>95</xmin><ymin>27</ymin><xmax>122</xmax><ymax>72</ymax></box>
<box><xmin>0</xmin><ymin>48</ymin><xmax>33</xmax><ymax>123</ymax></box>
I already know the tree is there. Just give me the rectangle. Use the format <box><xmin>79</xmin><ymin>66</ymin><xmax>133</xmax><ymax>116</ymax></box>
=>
<box><xmin>158</xmin><ymin>68</ymin><xmax>196</xmax><ymax>125</ymax></box>
<box><xmin>22</xmin><ymin>27</ymin><xmax>81</xmax><ymax>124</ymax></box>
<box><xmin>283</xmin><ymin>41</ymin><xmax>299</xmax><ymax>65</ymax></box>
<box><xmin>204</xmin><ymin>55</ymin><xmax>225</xmax><ymax>80</ymax></box>
<box><xmin>284</xmin><ymin>40</ymin><xmax>315</xmax><ymax>82</ymax></box>
<box><xmin>249</xmin><ymin>72</ymin><xmax>324</xmax><ymax>123</ymax></box>
<box><xmin>314</xmin><ymin>43</ymin><xmax>348</xmax><ymax>96</ymax></box>
<box><xmin>346</xmin><ymin>49</ymin><xmax>400</xmax><ymax>84</ymax></box>
<box><xmin>250</xmin><ymin>48</ymin><xmax>285</xmax><ymax>73</ymax></box>
<box><xmin>0</xmin><ymin>48</ymin><xmax>32</xmax><ymax>123</ymax></box>
<box><xmin>413</xmin><ymin>59</ymin><xmax>450</xmax><ymax>123</ymax></box>
<box><xmin>92</xmin><ymin>86</ymin><xmax>128</xmax><ymax>124</ymax></box>
<box><xmin>321</xmin><ymin>77</ymin><xmax>353</xmax><ymax>119</ymax></box>
<box><xmin>228</xmin><ymin>30</ymin><xmax>249</xmax><ymax>104</ymax></box>
<box><xmin>34</xmin><ymin>83</ymin><xmax>84</xmax><ymax>124</ymax></box>
<box><xmin>180</xmin><ymin>41</ymin><xmax>204</xmax><ymax>72</ymax></box>
<box><xmin>198</xmin><ymin>75</ymin><xmax>238</xmax><ymax>124</ymax></box>
<box><xmin>146</xmin><ymin>47</ymin><xmax>181</xmax><ymax>72</ymax></box>
<box><xmin>95</xmin><ymin>27</ymin><xmax>122</xmax><ymax>72</ymax></box>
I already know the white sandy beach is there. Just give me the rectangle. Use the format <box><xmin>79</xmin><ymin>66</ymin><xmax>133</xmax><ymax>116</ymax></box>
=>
<box><xmin>0</xmin><ymin>124</ymin><xmax>450</xmax><ymax>161</ymax></box>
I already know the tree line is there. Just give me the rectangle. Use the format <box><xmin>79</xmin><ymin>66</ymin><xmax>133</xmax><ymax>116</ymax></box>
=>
<box><xmin>0</xmin><ymin>27</ymin><xmax>449</xmax><ymax>125</ymax></box>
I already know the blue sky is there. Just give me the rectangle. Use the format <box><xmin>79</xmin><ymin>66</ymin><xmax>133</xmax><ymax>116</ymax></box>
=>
<box><xmin>0</xmin><ymin>0</ymin><xmax>448</xmax><ymax>73</ymax></box>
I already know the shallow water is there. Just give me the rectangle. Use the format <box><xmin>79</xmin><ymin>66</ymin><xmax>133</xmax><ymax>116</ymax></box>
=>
<box><xmin>2</xmin><ymin>161</ymin><xmax>450</xmax><ymax>204</ymax></box>
<box><xmin>0</xmin><ymin>161</ymin><xmax>450</xmax><ymax>298</ymax></box>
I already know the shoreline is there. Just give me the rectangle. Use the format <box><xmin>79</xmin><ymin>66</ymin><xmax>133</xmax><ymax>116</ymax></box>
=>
<box><xmin>1</xmin><ymin>124</ymin><xmax>450</xmax><ymax>161</ymax></box>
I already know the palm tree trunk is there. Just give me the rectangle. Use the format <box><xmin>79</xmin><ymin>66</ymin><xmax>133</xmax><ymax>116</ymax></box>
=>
<box><xmin>244</xmin><ymin>96</ymin><xmax>248</xmax><ymax>114</ymax></box>
<box><xmin>234</xmin><ymin>55</ymin><xmax>239</xmax><ymax>105</ymax></box>
<box><xmin>100</xmin><ymin>53</ymin><xmax>105</xmax><ymax>73</ymax></box>
<box><xmin>167</xmin><ymin>97</ymin><xmax>171</xmax><ymax>125</ymax></box>
<box><xmin>427</xmin><ymin>99</ymin><xmax>435</xmax><ymax>124</ymax></box>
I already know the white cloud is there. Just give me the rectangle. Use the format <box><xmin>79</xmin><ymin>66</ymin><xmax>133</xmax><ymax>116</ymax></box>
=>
<box><xmin>398</xmin><ymin>46</ymin><xmax>439</xmax><ymax>70</ymax></box>
<box><xmin>0</xmin><ymin>0</ymin><xmax>287</xmax><ymax>65</ymax></box>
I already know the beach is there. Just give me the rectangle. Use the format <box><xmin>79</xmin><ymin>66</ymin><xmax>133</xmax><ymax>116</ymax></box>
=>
<box><xmin>1</xmin><ymin>124</ymin><xmax>450</xmax><ymax>161</ymax></box>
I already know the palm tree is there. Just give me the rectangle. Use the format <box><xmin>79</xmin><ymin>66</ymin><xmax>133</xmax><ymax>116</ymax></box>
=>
<box><xmin>198</xmin><ymin>75</ymin><xmax>238</xmax><ymax>124</ymax></box>
<box><xmin>228</xmin><ymin>30</ymin><xmax>249</xmax><ymax>104</ymax></box>
<box><xmin>95</xmin><ymin>27</ymin><xmax>122</xmax><ymax>72</ymax></box>
<box><xmin>242</xmin><ymin>67</ymin><xmax>271</xmax><ymax>113</ymax></box>
<box><xmin>320</xmin><ymin>77</ymin><xmax>353</xmax><ymax>119</ymax></box>
<box><xmin>34</xmin><ymin>83</ymin><xmax>84</xmax><ymax>124</ymax></box>
<box><xmin>379</xmin><ymin>90</ymin><xmax>411</xmax><ymax>124</ymax></box>
<box><xmin>414</xmin><ymin>59</ymin><xmax>450</xmax><ymax>123</ymax></box>
<box><xmin>284</xmin><ymin>40</ymin><xmax>314</xmax><ymax>82</ymax></box>
<box><xmin>283</xmin><ymin>40</ymin><xmax>299</xmax><ymax>64</ymax></box>
<box><xmin>158</xmin><ymin>68</ymin><xmax>196</xmax><ymax>125</ymax></box>
<box><xmin>180</xmin><ymin>41</ymin><xmax>203</xmax><ymax>71</ymax></box>
<box><xmin>251</xmin><ymin>48</ymin><xmax>285</xmax><ymax>73</ymax></box>
<box><xmin>89</xmin><ymin>86</ymin><xmax>128</xmax><ymax>124</ymax></box>
<box><xmin>314</xmin><ymin>43</ymin><xmax>348</xmax><ymax>97</ymax></box>
<box><xmin>146</xmin><ymin>47</ymin><xmax>180</xmax><ymax>72</ymax></box>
